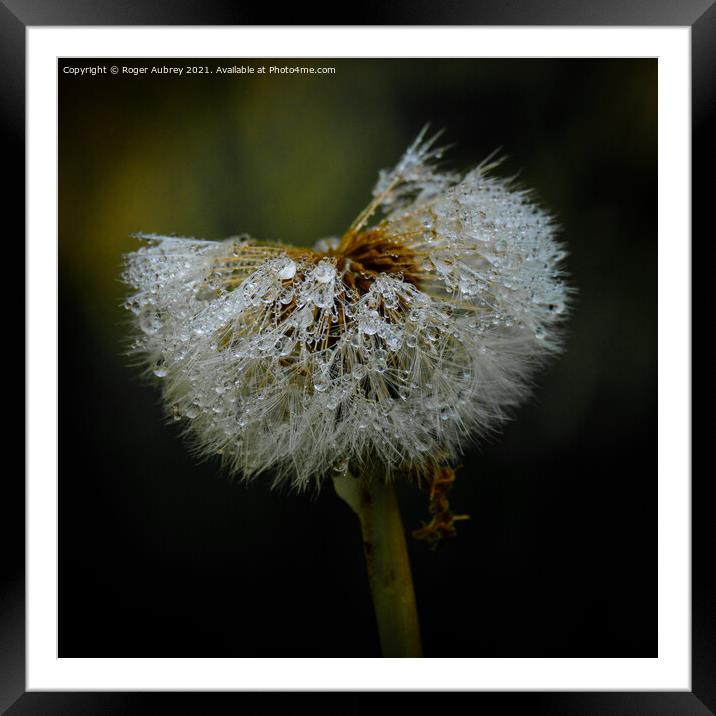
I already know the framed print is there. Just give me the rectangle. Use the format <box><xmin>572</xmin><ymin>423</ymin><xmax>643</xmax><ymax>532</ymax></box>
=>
<box><xmin>7</xmin><ymin>1</ymin><xmax>703</xmax><ymax>712</ymax></box>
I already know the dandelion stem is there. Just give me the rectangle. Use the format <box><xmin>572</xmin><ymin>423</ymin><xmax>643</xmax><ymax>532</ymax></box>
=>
<box><xmin>333</xmin><ymin>474</ymin><xmax>423</xmax><ymax>657</ymax></box>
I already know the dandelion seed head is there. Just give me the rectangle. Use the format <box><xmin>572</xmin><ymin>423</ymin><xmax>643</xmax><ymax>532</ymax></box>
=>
<box><xmin>122</xmin><ymin>129</ymin><xmax>571</xmax><ymax>490</ymax></box>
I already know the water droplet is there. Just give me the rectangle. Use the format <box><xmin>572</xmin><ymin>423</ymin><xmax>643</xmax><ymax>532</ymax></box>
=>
<box><xmin>277</xmin><ymin>260</ymin><xmax>297</xmax><ymax>280</ymax></box>
<box><xmin>431</xmin><ymin>257</ymin><xmax>450</xmax><ymax>275</ymax></box>
<box><xmin>296</xmin><ymin>307</ymin><xmax>314</xmax><ymax>328</ymax></box>
<box><xmin>139</xmin><ymin>310</ymin><xmax>162</xmax><ymax>335</ymax></box>
<box><xmin>314</xmin><ymin>375</ymin><xmax>330</xmax><ymax>393</ymax></box>
<box><xmin>314</xmin><ymin>261</ymin><xmax>335</xmax><ymax>284</ymax></box>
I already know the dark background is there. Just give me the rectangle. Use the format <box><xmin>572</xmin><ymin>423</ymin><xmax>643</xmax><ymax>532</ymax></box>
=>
<box><xmin>59</xmin><ymin>58</ymin><xmax>656</xmax><ymax>657</ymax></box>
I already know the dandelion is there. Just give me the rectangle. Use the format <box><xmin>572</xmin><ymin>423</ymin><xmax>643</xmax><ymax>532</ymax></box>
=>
<box><xmin>122</xmin><ymin>128</ymin><xmax>570</xmax><ymax>656</ymax></box>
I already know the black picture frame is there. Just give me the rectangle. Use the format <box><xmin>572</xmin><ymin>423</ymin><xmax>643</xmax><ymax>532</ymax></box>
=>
<box><xmin>6</xmin><ymin>1</ymin><xmax>703</xmax><ymax>712</ymax></box>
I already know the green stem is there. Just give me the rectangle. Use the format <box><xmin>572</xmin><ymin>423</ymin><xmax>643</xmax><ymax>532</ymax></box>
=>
<box><xmin>334</xmin><ymin>474</ymin><xmax>423</xmax><ymax>657</ymax></box>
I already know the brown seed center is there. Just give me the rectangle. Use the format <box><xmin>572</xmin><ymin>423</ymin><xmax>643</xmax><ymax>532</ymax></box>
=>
<box><xmin>326</xmin><ymin>226</ymin><xmax>422</xmax><ymax>294</ymax></box>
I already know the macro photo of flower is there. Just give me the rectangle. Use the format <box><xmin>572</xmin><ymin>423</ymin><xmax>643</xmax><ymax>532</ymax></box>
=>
<box><xmin>59</xmin><ymin>58</ymin><xmax>657</xmax><ymax>659</ymax></box>
<box><xmin>122</xmin><ymin>130</ymin><xmax>569</xmax><ymax>490</ymax></box>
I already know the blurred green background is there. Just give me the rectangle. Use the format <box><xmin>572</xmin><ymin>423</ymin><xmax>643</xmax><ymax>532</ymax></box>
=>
<box><xmin>59</xmin><ymin>58</ymin><xmax>656</xmax><ymax>657</ymax></box>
